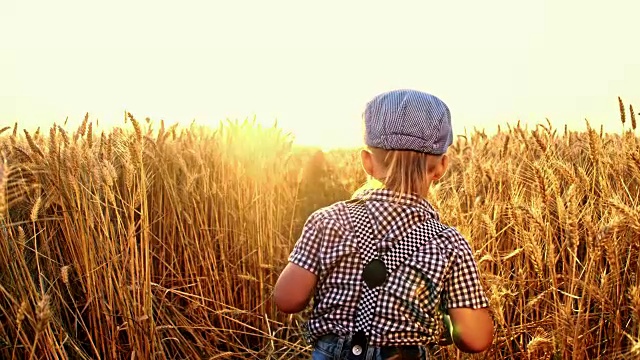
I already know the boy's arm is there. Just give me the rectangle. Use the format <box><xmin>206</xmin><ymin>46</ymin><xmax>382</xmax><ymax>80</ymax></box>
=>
<box><xmin>274</xmin><ymin>212</ymin><xmax>323</xmax><ymax>314</ymax></box>
<box><xmin>274</xmin><ymin>263</ymin><xmax>317</xmax><ymax>313</ymax></box>
<box><xmin>447</xmin><ymin>307</ymin><xmax>494</xmax><ymax>352</ymax></box>
<box><xmin>440</xmin><ymin>230</ymin><xmax>494</xmax><ymax>353</ymax></box>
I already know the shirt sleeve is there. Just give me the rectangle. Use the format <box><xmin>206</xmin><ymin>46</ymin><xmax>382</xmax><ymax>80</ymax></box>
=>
<box><xmin>441</xmin><ymin>230</ymin><xmax>489</xmax><ymax>309</ymax></box>
<box><xmin>288</xmin><ymin>212</ymin><xmax>323</xmax><ymax>275</ymax></box>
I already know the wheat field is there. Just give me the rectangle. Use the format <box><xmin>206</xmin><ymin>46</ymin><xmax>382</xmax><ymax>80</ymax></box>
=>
<box><xmin>0</xmin><ymin>100</ymin><xmax>639</xmax><ymax>359</ymax></box>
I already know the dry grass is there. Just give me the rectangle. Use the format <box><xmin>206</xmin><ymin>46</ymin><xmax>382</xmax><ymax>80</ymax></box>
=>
<box><xmin>0</xmin><ymin>100</ymin><xmax>639</xmax><ymax>359</ymax></box>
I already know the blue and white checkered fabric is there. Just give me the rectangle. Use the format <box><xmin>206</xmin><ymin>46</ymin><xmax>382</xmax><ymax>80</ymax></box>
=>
<box><xmin>289</xmin><ymin>189</ymin><xmax>489</xmax><ymax>347</ymax></box>
<box><xmin>364</xmin><ymin>89</ymin><xmax>453</xmax><ymax>155</ymax></box>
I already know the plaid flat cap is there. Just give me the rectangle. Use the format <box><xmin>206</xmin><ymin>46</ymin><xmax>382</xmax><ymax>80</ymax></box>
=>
<box><xmin>364</xmin><ymin>89</ymin><xmax>453</xmax><ymax>155</ymax></box>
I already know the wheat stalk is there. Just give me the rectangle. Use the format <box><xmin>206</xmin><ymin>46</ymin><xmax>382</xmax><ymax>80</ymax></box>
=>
<box><xmin>619</xmin><ymin>96</ymin><xmax>626</xmax><ymax>126</ymax></box>
<box><xmin>35</xmin><ymin>294</ymin><xmax>51</xmax><ymax>333</ymax></box>
<box><xmin>30</xmin><ymin>196</ymin><xmax>42</xmax><ymax>222</ymax></box>
<box><xmin>87</xmin><ymin>122</ymin><xmax>93</xmax><ymax>148</ymax></box>
<box><xmin>57</xmin><ymin>125</ymin><xmax>69</xmax><ymax>147</ymax></box>
<box><xmin>24</xmin><ymin>129</ymin><xmax>45</xmax><ymax>159</ymax></box>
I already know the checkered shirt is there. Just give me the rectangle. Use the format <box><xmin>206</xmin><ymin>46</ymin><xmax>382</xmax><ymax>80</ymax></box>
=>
<box><xmin>288</xmin><ymin>189</ymin><xmax>489</xmax><ymax>347</ymax></box>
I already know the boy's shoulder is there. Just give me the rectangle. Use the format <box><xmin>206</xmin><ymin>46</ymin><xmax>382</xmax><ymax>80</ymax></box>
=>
<box><xmin>428</xmin><ymin>224</ymin><xmax>474</xmax><ymax>253</ymax></box>
<box><xmin>304</xmin><ymin>200</ymin><xmax>352</xmax><ymax>228</ymax></box>
<box><xmin>435</xmin><ymin>224</ymin><xmax>465</xmax><ymax>238</ymax></box>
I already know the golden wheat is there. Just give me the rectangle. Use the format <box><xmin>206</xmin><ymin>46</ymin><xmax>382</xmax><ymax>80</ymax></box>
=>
<box><xmin>0</xmin><ymin>106</ymin><xmax>638</xmax><ymax>359</ymax></box>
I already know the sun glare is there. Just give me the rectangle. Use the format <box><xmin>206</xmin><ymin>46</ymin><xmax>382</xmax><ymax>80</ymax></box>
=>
<box><xmin>1</xmin><ymin>0</ymin><xmax>638</xmax><ymax>148</ymax></box>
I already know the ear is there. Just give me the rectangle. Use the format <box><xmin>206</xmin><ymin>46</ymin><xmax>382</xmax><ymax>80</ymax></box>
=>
<box><xmin>431</xmin><ymin>154</ymin><xmax>449</xmax><ymax>181</ymax></box>
<box><xmin>360</xmin><ymin>149</ymin><xmax>375</xmax><ymax>177</ymax></box>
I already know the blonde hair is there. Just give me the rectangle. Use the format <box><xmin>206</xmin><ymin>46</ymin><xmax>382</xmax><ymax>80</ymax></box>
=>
<box><xmin>368</xmin><ymin>146</ymin><xmax>443</xmax><ymax>196</ymax></box>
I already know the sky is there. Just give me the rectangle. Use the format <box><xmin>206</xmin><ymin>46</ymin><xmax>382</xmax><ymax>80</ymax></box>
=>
<box><xmin>1</xmin><ymin>0</ymin><xmax>639</xmax><ymax>149</ymax></box>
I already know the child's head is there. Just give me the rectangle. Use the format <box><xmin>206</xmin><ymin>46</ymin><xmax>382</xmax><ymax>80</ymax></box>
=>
<box><xmin>360</xmin><ymin>89</ymin><xmax>453</xmax><ymax>196</ymax></box>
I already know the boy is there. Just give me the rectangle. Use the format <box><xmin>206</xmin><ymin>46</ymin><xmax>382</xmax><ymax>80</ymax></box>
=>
<box><xmin>275</xmin><ymin>89</ymin><xmax>494</xmax><ymax>359</ymax></box>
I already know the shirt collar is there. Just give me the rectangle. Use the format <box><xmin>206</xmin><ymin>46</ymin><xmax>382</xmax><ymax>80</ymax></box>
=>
<box><xmin>351</xmin><ymin>188</ymin><xmax>440</xmax><ymax>221</ymax></box>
